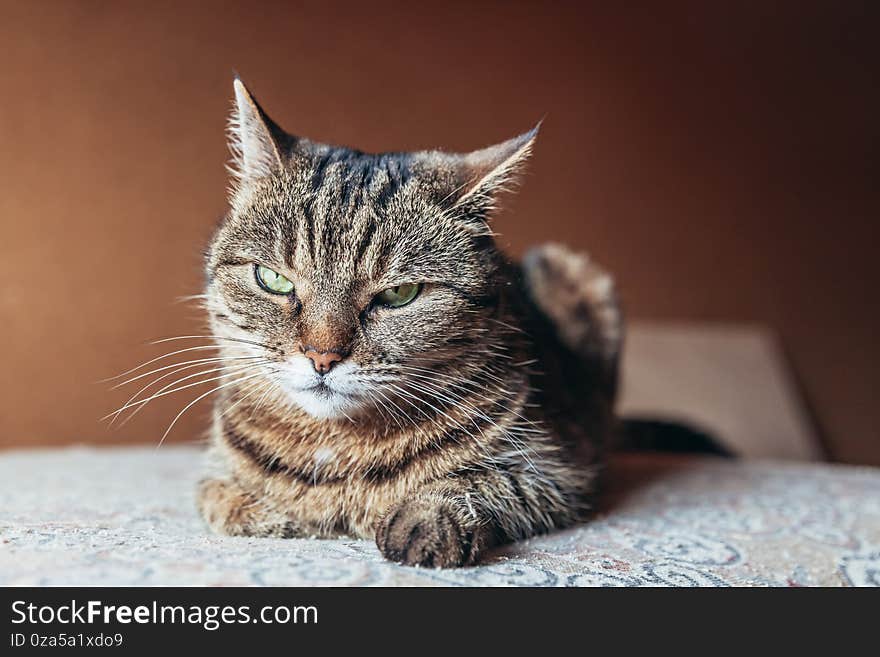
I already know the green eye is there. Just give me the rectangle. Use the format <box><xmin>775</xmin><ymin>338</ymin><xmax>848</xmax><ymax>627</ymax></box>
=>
<box><xmin>255</xmin><ymin>265</ymin><xmax>294</xmax><ymax>295</ymax></box>
<box><xmin>375</xmin><ymin>283</ymin><xmax>421</xmax><ymax>308</ymax></box>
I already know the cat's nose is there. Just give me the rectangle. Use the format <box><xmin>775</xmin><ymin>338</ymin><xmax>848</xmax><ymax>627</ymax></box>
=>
<box><xmin>303</xmin><ymin>347</ymin><xmax>345</xmax><ymax>374</ymax></box>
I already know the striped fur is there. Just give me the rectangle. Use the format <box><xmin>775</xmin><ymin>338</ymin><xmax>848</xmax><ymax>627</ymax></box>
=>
<box><xmin>197</xmin><ymin>79</ymin><xmax>621</xmax><ymax>567</ymax></box>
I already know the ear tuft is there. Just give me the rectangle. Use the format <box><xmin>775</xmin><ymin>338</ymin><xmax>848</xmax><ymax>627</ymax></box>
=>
<box><xmin>460</xmin><ymin>123</ymin><xmax>539</xmax><ymax>200</ymax></box>
<box><xmin>227</xmin><ymin>77</ymin><xmax>285</xmax><ymax>186</ymax></box>
<box><xmin>447</xmin><ymin>124</ymin><xmax>540</xmax><ymax>229</ymax></box>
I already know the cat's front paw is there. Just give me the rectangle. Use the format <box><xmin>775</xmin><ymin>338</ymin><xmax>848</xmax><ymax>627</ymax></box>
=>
<box><xmin>375</xmin><ymin>498</ymin><xmax>485</xmax><ymax>568</ymax></box>
<box><xmin>197</xmin><ymin>478</ymin><xmax>301</xmax><ymax>538</ymax></box>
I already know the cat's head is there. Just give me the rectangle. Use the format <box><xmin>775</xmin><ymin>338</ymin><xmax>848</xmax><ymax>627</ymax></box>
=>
<box><xmin>205</xmin><ymin>78</ymin><xmax>537</xmax><ymax>420</ymax></box>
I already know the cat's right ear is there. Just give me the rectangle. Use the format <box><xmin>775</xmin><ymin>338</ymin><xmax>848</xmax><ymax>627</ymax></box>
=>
<box><xmin>227</xmin><ymin>77</ymin><xmax>288</xmax><ymax>187</ymax></box>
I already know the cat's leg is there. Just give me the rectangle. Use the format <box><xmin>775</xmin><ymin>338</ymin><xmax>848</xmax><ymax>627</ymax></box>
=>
<box><xmin>197</xmin><ymin>478</ymin><xmax>305</xmax><ymax>538</ymax></box>
<box><xmin>375</xmin><ymin>465</ymin><xmax>587</xmax><ymax>567</ymax></box>
<box><xmin>522</xmin><ymin>243</ymin><xmax>622</xmax><ymax>373</ymax></box>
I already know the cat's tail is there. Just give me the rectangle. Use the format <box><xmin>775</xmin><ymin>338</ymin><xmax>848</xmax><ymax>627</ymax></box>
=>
<box><xmin>521</xmin><ymin>244</ymin><xmax>729</xmax><ymax>457</ymax></box>
<box><xmin>521</xmin><ymin>243</ymin><xmax>623</xmax><ymax>397</ymax></box>
<box><xmin>614</xmin><ymin>417</ymin><xmax>731</xmax><ymax>456</ymax></box>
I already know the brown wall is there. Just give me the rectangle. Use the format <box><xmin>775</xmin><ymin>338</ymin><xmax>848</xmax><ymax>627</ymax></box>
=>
<box><xmin>1</xmin><ymin>2</ymin><xmax>877</xmax><ymax>463</ymax></box>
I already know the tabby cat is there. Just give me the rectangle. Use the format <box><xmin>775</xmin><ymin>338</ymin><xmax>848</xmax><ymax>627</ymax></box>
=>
<box><xmin>196</xmin><ymin>78</ymin><xmax>622</xmax><ymax>567</ymax></box>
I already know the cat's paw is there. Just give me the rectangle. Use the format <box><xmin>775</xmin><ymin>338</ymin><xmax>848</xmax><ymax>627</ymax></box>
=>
<box><xmin>375</xmin><ymin>498</ymin><xmax>481</xmax><ymax>568</ymax></box>
<box><xmin>196</xmin><ymin>478</ymin><xmax>302</xmax><ymax>538</ymax></box>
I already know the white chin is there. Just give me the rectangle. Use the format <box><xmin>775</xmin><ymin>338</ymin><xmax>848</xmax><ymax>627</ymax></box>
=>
<box><xmin>287</xmin><ymin>388</ymin><xmax>363</xmax><ymax>420</ymax></box>
<box><xmin>276</xmin><ymin>358</ymin><xmax>366</xmax><ymax>420</ymax></box>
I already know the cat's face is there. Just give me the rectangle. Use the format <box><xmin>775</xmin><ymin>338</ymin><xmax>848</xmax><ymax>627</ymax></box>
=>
<box><xmin>205</xmin><ymin>79</ymin><xmax>536</xmax><ymax>420</ymax></box>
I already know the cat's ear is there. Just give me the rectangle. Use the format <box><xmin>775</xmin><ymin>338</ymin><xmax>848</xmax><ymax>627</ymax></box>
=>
<box><xmin>227</xmin><ymin>77</ymin><xmax>288</xmax><ymax>185</ymax></box>
<box><xmin>435</xmin><ymin>124</ymin><xmax>540</xmax><ymax>232</ymax></box>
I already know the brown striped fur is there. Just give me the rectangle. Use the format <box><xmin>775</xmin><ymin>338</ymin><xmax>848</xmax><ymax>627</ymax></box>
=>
<box><xmin>197</xmin><ymin>78</ymin><xmax>622</xmax><ymax>567</ymax></box>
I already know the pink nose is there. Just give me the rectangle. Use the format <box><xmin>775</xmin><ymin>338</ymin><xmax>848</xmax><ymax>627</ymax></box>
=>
<box><xmin>303</xmin><ymin>349</ymin><xmax>344</xmax><ymax>374</ymax></box>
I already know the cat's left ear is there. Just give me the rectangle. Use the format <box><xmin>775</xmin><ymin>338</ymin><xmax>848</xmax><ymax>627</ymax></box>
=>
<box><xmin>227</xmin><ymin>77</ymin><xmax>289</xmax><ymax>187</ymax></box>
<box><xmin>426</xmin><ymin>124</ymin><xmax>540</xmax><ymax>232</ymax></box>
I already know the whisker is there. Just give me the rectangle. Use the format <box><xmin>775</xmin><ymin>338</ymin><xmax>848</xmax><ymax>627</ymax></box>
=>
<box><xmin>218</xmin><ymin>376</ymin><xmax>276</xmax><ymax>422</ymax></box>
<box><xmin>111</xmin><ymin>360</ymin><xmax>271</xmax><ymax>427</ymax></box>
<box><xmin>487</xmin><ymin>317</ymin><xmax>529</xmax><ymax>336</ymax></box>
<box><xmin>150</xmin><ymin>335</ymin><xmax>277</xmax><ymax>351</ymax></box>
<box><xmin>396</xmin><ymin>376</ymin><xmax>493</xmax><ymax>426</ymax></box>
<box><xmin>391</xmin><ymin>380</ymin><xmax>507</xmax><ymax>471</ymax></box>
<box><xmin>100</xmin><ymin>345</ymin><xmax>239</xmax><ymax>383</ymax></box>
<box><xmin>383</xmin><ymin>383</ymin><xmax>435</xmax><ymax>424</ymax></box>
<box><xmin>103</xmin><ymin>361</ymin><xmax>271</xmax><ymax>421</ymax></box>
<box><xmin>111</xmin><ymin>355</ymin><xmax>263</xmax><ymax>390</ymax></box>
<box><xmin>398</xmin><ymin>367</ymin><xmax>546</xmax><ymax>440</ymax></box>
<box><xmin>174</xmin><ymin>294</ymin><xmax>209</xmax><ymax>304</ymax></box>
<box><xmin>389</xmin><ymin>369</ymin><xmax>542</xmax><ymax>472</ymax></box>
<box><xmin>367</xmin><ymin>388</ymin><xmax>412</xmax><ymax>433</ymax></box>
<box><xmin>156</xmin><ymin>371</ymin><xmax>267</xmax><ymax>449</ymax></box>
<box><xmin>246</xmin><ymin>382</ymin><xmax>280</xmax><ymax>422</ymax></box>
<box><xmin>385</xmin><ymin>382</ymin><xmax>480</xmax><ymax>445</ymax></box>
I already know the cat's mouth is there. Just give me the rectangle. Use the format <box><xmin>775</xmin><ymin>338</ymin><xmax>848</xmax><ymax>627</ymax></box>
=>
<box><xmin>274</xmin><ymin>357</ymin><xmax>367</xmax><ymax>419</ymax></box>
<box><xmin>306</xmin><ymin>380</ymin><xmax>355</xmax><ymax>400</ymax></box>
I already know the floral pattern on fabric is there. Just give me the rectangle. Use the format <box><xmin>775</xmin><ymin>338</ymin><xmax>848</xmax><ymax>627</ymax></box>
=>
<box><xmin>1</xmin><ymin>447</ymin><xmax>878</xmax><ymax>587</ymax></box>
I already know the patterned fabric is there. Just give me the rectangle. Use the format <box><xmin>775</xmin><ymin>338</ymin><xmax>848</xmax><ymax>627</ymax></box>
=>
<box><xmin>0</xmin><ymin>446</ymin><xmax>877</xmax><ymax>586</ymax></box>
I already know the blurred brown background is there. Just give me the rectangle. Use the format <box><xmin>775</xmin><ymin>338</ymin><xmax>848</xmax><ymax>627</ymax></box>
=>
<box><xmin>1</xmin><ymin>2</ymin><xmax>877</xmax><ymax>463</ymax></box>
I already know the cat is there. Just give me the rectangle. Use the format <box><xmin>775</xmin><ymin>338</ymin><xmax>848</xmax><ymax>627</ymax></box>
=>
<box><xmin>196</xmin><ymin>77</ymin><xmax>622</xmax><ymax>567</ymax></box>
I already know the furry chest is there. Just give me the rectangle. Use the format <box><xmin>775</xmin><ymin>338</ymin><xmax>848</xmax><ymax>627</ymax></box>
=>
<box><xmin>216</xmin><ymin>429</ymin><xmax>444</xmax><ymax>538</ymax></box>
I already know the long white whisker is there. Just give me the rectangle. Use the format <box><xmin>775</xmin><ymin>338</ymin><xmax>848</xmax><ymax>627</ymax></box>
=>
<box><xmin>383</xmin><ymin>383</ymin><xmax>435</xmax><ymax>423</ymax></box>
<box><xmin>218</xmin><ymin>378</ymin><xmax>273</xmax><ymax>422</ymax></box>
<box><xmin>174</xmin><ymin>294</ymin><xmax>209</xmax><ymax>304</ymax></box>
<box><xmin>390</xmin><ymin>371</ymin><xmax>541</xmax><ymax>472</ymax></box>
<box><xmin>111</xmin><ymin>355</ymin><xmax>263</xmax><ymax>390</ymax></box>
<box><xmin>394</xmin><ymin>366</ymin><xmax>535</xmax><ymax>427</ymax></box>
<box><xmin>367</xmin><ymin>387</ymin><xmax>412</xmax><ymax>433</ymax></box>
<box><xmin>103</xmin><ymin>362</ymin><xmax>270</xmax><ymax>421</ymax></box>
<box><xmin>246</xmin><ymin>381</ymin><xmax>280</xmax><ymax>422</ymax></box>
<box><xmin>156</xmin><ymin>372</ymin><xmax>267</xmax><ymax>449</ymax></box>
<box><xmin>100</xmin><ymin>345</ymin><xmax>237</xmax><ymax>383</ymax></box>
<box><xmin>385</xmin><ymin>382</ymin><xmax>479</xmax><ymax>445</ymax></box>
<box><xmin>149</xmin><ymin>335</ymin><xmax>275</xmax><ymax>350</ymax></box>
<box><xmin>391</xmin><ymin>380</ymin><xmax>507</xmax><ymax>472</ymax></box>
<box><xmin>111</xmin><ymin>361</ymin><xmax>271</xmax><ymax>427</ymax></box>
